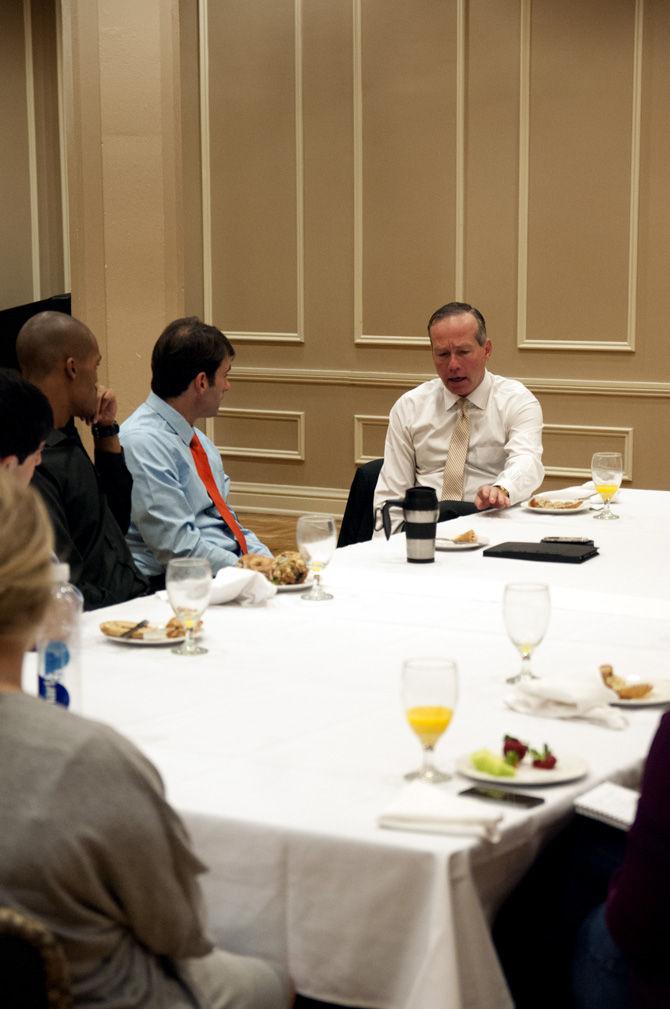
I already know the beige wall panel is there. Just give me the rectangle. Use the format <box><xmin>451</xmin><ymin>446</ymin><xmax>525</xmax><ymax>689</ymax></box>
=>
<box><xmin>0</xmin><ymin>0</ymin><xmax>33</xmax><ymax>309</ymax></box>
<box><xmin>208</xmin><ymin>0</ymin><xmax>298</xmax><ymax>336</ymax></box>
<box><xmin>354</xmin><ymin>415</ymin><xmax>388</xmax><ymax>463</ymax></box>
<box><xmin>636</xmin><ymin>0</ymin><xmax>670</xmax><ymax>381</ymax></box>
<box><xmin>62</xmin><ymin>0</ymin><xmax>108</xmax><ymax>344</ymax></box>
<box><xmin>465</xmin><ymin>0</ymin><xmax>521</xmax><ymax>366</ymax></box>
<box><xmin>64</xmin><ymin>0</ymin><xmax>195</xmax><ymax>418</ymax></box>
<box><xmin>101</xmin><ymin>134</ymin><xmax>168</xmax><ymax>402</ymax></box>
<box><xmin>222</xmin><ymin>381</ymin><xmax>353</xmax><ymax>488</ymax></box>
<box><xmin>360</xmin><ymin>0</ymin><xmax>457</xmax><ymax>338</ymax></box>
<box><xmin>300</xmin><ymin>0</ymin><xmax>355</xmax><ymax>368</ymax></box>
<box><xmin>212</xmin><ymin>408</ymin><xmax>305</xmax><ymax>460</ymax></box>
<box><xmin>538</xmin><ymin>392</ymin><xmax>670</xmax><ymax>491</ymax></box>
<box><xmin>525</xmin><ymin>0</ymin><xmax>636</xmax><ymax>348</ymax></box>
<box><xmin>97</xmin><ymin>0</ymin><xmax>170</xmax><ymax>411</ymax></box>
<box><xmin>32</xmin><ymin>0</ymin><xmax>65</xmax><ymax>299</ymax></box>
<box><xmin>224</xmin><ymin>379</ymin><xmax>402</xmax><ymax>493</ymax></box>
<box><xmin>542</xmin><ymin>424</ymin><xmax>632</xmax><ymax>479</ymax></box>
<box><xmin>179</xmin><ymin>0</ymin><xmax>204</xmax><ymax>318</ymax></box>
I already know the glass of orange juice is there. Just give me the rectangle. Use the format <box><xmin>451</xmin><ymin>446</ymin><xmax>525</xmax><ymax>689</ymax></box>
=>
<box><xmin>401</xmin><ymin>657</ymin><xmax>458</xmax><ymax>783</ymax></box>
<box><xmin>591</xmin><ymin>452</ymin><xmax>623</xmax><ymax>521</ymax></box>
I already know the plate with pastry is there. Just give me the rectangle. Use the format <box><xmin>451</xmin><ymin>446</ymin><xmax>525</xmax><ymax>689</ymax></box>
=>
<box><xmin>522</xmin><ymin>496</ymin><xmax>590</xmax><ymax>514</ymax></box>
<box><xmin>238</xmin><ymin>550</ymin><xmax>311</xmax><ymax>591</ymax></box>
<box><xmin>435</xmin><ymin>529</ymin><xmax>489</xmax><ymax>551</ymax></box>
<box><xmin>600</xmin><ymin>663</ymin><xmax>670</xmax><ymax>707</ymax></box>
<box><xmin>276</xmin><ymin>574</ymin><xmax>314</xmax><ymax>593</ymax></box>
<box><xmin>99</xmin><ymin>616</ymin><xmax>202</xmax><ymax>646</ymax></box>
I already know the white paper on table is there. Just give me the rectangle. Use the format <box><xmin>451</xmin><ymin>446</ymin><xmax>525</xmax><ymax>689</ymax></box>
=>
<box><xmin>378</xmin><ymin>780</ymin><xmax>502</xmax><ymax>843</ymax></box>
<box><xmin>158</xmin><ymin>567</ymin><xmax>277</xmax><ymax>607</ymax></box>
<box><xmin>505</xmin><ymin>676</ymin><xmax>628</xmax><ymax>730</ymax></box>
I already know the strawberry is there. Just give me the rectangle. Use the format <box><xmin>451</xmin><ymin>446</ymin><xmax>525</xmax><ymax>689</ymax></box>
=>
<box><xmin>503</xmin><ymin>734</ymin><xmax>528</xmax><ymax>767</ymax></box>
<box><xmin>530</xmin><ymin>744</ymin><xmax>557</xmax><ymax>770</ymax></box>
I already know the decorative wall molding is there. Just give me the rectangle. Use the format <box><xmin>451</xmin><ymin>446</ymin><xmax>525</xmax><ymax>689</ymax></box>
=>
<box><xmin>55</xmin><ymin>0</ymin><xmax>70</xmax><ymax>292</ymax></box>
<box><xmin>228</xmin><ymin>480</ymin><xmax>347</xmax><ymax>517</ymax></box>
<box><xmin>200</xmin><ymin>0</ymin><xmax>305</xmax><ymax>344</ymax></box>
<box><xmin>454</xmin><ymin>0</ymin><xmax>466</xmax><ymax>299</ymax></box>
<box><xmin>231</xmin><ymin>366</ymin><xmax>670</xmax><ymax>399</ymax></box>
<box><xmin>542</xmin><ymin>423</ymin><xmax>633</xmax><ymax>481</ymax></box>
<box><xmin>524</xmin><ymin>377</ymin><xmax>669</xmax><ymax>399</ymax></box>
<box><xmin>355</xmin><ymin>333</ymin><xmax>430</xmax><ymax>348</ymax></box>
<box><xmin>352</xmin><ymin>0</ymin><xmax>363</xmax><ymax>344</ymax></box>
<box><xmin>516</xmin><ymin>0</ymin><xmax>643</xmax><ymax>352</ymax></box>
<box><xmin>23</xmin><ymin>0</ymin><xmax>41</xmax><ymax>300</ymax></box>
<box><xmin>198</xmin><ymin>0</ymin><xmax>212</xmax><ymax>322</ymax></box>
<box><xmin>516</xmin><ymin>0</ymin><xmax>530</xmax><ymax>354</ymax></box>
<box><xmin>352</xmin><ymin>0</ymin><xmax>462</xmax><ymax>348</ymax></box>
<box><xmin>207</xmin><ymin>408</ymin><xmax>305</xmax><ymax>461</ymax></box>
<box><xmin>226</xmin><ymin>331</ymin><xmax>303</xmax><ymax>346</ymax></box>
<box><xmin>354</xmin><ymin>414</ymin><xmax>387</xmax><ymax>464</ymax></box>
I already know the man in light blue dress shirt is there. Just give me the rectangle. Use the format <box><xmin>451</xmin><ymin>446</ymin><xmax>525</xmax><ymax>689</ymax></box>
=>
<box><xmin>120</xmin><ymin>318</ymin><xmax>271</xmax><ymax>582</ymax></box>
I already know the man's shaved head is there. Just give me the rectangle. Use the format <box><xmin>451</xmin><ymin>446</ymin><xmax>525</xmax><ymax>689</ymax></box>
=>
<box><xmin>16</xmin><ymin>312</ymin><xmax>96</xmax><ymax>382</ymax></box>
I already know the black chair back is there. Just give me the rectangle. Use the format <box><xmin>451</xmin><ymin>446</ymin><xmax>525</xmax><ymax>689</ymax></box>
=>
<box><xmin>337</xmin><ymin>458</ymin><xmax>384</xmax><ymax>548</ymax></box>
<box><xmin>0</xmin><ymin>907</ymin><xmax>72</xmax><ymax>1009</ymax></box>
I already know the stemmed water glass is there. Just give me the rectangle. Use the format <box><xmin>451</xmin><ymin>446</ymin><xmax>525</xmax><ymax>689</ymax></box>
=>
<box><xmin>503</xmin><ymin>583</ymin><xmax>551</xmax><ymax>684</ymax></box>
<box><xmin>401</xmin><ymin>657</ymin><xmax>458</xmax><ymax>783</ymax></box>
<box><xmin>591</xmin><ymin>452</ymin><xmax>623</xmax><ymax>521</ymax></box>
<box><xmin>165</xmin><ymin>557</ymin><xmax>212</xmax><ymax>655</ymax></box>
<box><xmin>296</xmin><ymin>514</ymin><xmax>337</xmax><ymax>601</ymax></box>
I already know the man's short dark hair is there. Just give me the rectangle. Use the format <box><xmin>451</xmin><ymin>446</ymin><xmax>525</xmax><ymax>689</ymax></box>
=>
<box><xmin>0</xmin><ymin>369</ymin><xmax>53</xmax><ymax>462</ymax></box>
<box><xmin>427</xmin><ymin>302</ymin><xmax>487</xmax><ymax>346</ymax></box>
<box><xmin>151</xmin><ymin>317</ymin><xmax>235</xmax><ymax>399</ymax></box>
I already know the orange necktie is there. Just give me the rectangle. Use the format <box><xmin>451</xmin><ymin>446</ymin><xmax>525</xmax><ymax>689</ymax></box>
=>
<box><xmin>189</xmin><ymin>433</ymin><xmax>248</xmax><ymax>555</ymax></box>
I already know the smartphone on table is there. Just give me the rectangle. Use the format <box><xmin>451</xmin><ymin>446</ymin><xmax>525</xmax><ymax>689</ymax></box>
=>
<box><xmin>459</xmin><ymin>785</ymin><xmax>545</xmax><ymax>808</ymax></box>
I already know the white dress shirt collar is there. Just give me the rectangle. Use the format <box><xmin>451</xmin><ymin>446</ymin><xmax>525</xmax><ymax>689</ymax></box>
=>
<box><xmin>441</xmin><ymin>369</ymin><xmax>493</xmax><ymax>413</ymax></box>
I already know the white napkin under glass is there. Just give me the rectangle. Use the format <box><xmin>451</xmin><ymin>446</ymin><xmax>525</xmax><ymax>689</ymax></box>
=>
<box><xmin>158</xmin><ymin>566</ymin><xmax>276</xmax><ymax>607</ymax></box>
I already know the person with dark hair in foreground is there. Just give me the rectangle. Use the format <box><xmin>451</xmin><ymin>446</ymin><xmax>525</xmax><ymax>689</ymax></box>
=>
<box><xmin>15</xmin><ymin>312</ymin><xmax>150</xmax><ymax>608</ymax></box>
<box><xmin>373</xmin><ymin>302</ymin><xmax>544</xmax><ymax>532</ymax></box>
<box><xmin>0</xmin><ymin>368</ymin><xmax>53</xmax><ymax>487</ymax></box>
<box><xmin>0</xmin><ymin>469</ymin><xmax>292</xmax><ymax>1009</ymax></box>
<box><xmin>121</xmin><ymin>317</ymin><xmax>270</xmax><ymax>579</ymax></box>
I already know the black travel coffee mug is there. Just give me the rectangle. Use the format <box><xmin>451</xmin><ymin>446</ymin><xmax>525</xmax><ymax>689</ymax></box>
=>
<box><xmin>377</xmin><ymin>486</ymin><xmax>439</xmax><ymax>563</ymax></box>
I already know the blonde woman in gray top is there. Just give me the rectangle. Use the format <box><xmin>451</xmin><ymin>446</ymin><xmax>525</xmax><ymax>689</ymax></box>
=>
<box><xmin>0</xmin><ymin>471</ymin><xmax>292</xmax><ymax>1009</ymax></box>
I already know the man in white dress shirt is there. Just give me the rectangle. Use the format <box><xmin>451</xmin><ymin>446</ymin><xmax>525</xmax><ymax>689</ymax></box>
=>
<box><xmin>374</xmin><ymin>302</ymin><xmax>544</xmax><ymax>528</ymax></box>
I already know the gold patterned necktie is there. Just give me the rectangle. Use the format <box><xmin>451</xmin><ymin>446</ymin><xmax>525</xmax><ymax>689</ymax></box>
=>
<box><xmin>440</xmin><ymin>398</ymin><xmax>470</xmax><ymax>501</ymax></box>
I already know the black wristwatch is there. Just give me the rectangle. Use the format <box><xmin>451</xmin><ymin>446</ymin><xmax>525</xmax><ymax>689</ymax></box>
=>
<box><xmin>91</xmin><ymin>421</ymin><xmax>120</xmax><ymax>439</ymax></box>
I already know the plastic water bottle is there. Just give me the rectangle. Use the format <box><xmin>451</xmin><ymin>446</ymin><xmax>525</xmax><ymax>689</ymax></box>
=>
<box><xmin>38</xmin><ymin>563</ymin><xmax>84</xmax><ymax>712</ymax></box>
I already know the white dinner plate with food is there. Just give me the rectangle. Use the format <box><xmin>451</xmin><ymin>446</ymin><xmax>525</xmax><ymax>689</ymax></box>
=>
<box><xmin>100</xmin><ymin>619</ymin><xmax>199</xmax><ymax>646</ymax></box>
<box><xmin>103</xmin><ymin>632</ymin><xmax>188</xmax><ymax>646</ymax></box>
<box><xmin>609</xmin><ymin>680</ymin><xmax>670</xmax><ymax>707</ymax></box>
<box><xmin>435</xmin><ymin>536</ymin><xmax>489</xmax><ymax>551</ymax></box>
<box><xmin>522</xmin><ymin>498</ymin><xmax>590</xmax><ymax>515</ymax></box>
<box><xmin>455</xmin><ymin>753</ymin><xmax>588</xmax><ymax>787</ymax></box>
<box><xmin>275</xmin><ymin>575</ymin><xmax>314</xmax><ymax>593</ymax></box>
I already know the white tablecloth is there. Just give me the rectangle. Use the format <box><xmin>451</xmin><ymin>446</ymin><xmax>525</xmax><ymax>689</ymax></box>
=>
<box><xmin>35</xmin><ymin>488</ymin><xmax>669</xmax><ymax>1009</ymax></box>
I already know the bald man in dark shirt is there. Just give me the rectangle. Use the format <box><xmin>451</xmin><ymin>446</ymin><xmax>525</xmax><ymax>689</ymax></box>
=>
<box><xmin>16</xmin><ymin>311</ymin><xmax>149</xmax><ymax>608</ymax></box>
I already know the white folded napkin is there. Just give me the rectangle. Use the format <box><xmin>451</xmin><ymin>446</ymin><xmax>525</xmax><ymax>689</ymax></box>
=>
<box><xmin>158</xmin><ymin>567</ymin><xmax>276</xmax><ymax>607</ymax></box>
<box><xmin>505</xmin><ymin>677</ymin><xmax>628</xmax><ymax>730</ymax></box>
<box><xmin>378</xmin><ymin>780</ymin><xmax>502</xmax><ymax>843</ymax></box>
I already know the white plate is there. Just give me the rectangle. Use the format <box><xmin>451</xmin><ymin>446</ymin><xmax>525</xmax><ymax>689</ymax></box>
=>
<box><xmin>436</xmin><ymin>536</ymin><xmax>489</xmax><ymax>551</ymax></box>
<box><xmin>455</xmin><ymin>752</ymin><xmax>588</xmax><ymax>787</ymax></box>
<box><xmin>522</xmin><ymin>499</ymin><xmax>590</xmax><ymax>515</ymax></box>
<box><xmin>609</xmin><ymin>680</ymin><xmax>670</xmax><ymax>707</ymax></box>
<box><xmin>276</xmin><ymin>575</ymin><xmax>314</xmax><ymax>593</ymax></box>
<box><xmin>102</xmin><ymin>632</ymin><xmax>186</xmax><ymax>646</ymax></box>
